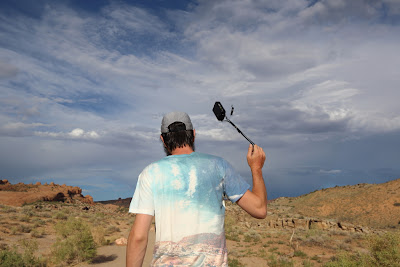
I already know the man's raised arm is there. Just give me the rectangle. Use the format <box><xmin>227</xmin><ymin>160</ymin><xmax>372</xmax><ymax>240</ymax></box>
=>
<box><xmin>237</xmin><ymin>144</ymin><xmax>267</xmax><ymax>219</ymax></box>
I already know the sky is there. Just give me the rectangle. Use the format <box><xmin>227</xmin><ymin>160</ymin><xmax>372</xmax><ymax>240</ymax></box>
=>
<box><xmin>1</xmin><ymin>0</ymin><xmax>400</xmax><ymax>201</ymax></box>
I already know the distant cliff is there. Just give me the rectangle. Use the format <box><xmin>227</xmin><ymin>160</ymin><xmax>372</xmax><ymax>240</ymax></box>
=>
<box><xmin>0</xmin><ymin>179</ymin><xmax>94</xmax><ymax>206</ymax></box>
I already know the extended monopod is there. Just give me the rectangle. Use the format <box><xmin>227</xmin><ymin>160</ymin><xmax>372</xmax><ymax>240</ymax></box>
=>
<box><xmin>212</xmin><ymin>101</ymin><xmax>255</xmax><ymax>145</ymax></box>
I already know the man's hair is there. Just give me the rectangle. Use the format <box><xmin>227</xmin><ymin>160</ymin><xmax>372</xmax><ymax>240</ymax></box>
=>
<box><xmin>161</xmin><ymin>122</ymin><xmax>194</xmax><ymax>154</ymax></box>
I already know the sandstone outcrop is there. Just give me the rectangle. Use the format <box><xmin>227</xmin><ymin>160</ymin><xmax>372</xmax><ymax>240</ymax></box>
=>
<box><xmin>0</xmin><ymin>180</ymin><xmax>94</xmax><ymax>206</ymax></box>
<box><xmin>267</xmin><ymin>217</ymin><xmax>372</xmax><ymax>233</ymax></box>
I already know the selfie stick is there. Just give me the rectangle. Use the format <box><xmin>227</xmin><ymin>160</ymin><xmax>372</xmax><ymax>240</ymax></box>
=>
<box><xmin>213</xmin><ymin>101</ymin><xmax>255</xmax><ymax>145</ymax></box>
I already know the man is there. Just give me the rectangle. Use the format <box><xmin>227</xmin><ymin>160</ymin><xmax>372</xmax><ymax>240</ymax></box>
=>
<box><xmin>127</xmin><ymin>111</ymin><xmax>267</xmax><ymax>266</ymax></box>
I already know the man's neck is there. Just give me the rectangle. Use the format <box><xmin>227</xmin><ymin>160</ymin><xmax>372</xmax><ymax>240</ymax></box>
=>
<box><xmin>170</xmin><ymin>146</ymin><xmax>194</xmax><ymax>155</ymax></box>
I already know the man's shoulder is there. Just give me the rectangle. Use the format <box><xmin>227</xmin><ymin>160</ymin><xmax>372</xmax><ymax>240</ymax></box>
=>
<box><xmin>142</xmin><ymin>152</ymin><xmax>227</xmax><ymax>171</ymax></box>
<box><xmin>191</xmin><ymin>152</ymin><xmax>226</xmax><ymax>162</ymax></box>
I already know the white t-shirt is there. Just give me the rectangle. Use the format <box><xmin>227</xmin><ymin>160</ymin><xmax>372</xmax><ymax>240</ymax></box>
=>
<box><xmin>129</xmin><ymin>152</ymin><xmax>250</xmax><ymax>266</ymax></box>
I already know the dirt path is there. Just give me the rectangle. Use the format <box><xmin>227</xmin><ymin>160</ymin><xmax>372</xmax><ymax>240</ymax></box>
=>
<box><xmin>81</xmin><ymin>229</ymin><xmax>155</xmax><ymax>267</ymax></box>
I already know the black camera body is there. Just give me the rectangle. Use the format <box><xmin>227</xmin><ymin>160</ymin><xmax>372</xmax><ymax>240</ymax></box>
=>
<box><xmin>213</xmin><ymin>101</ymin><xmax>226</xmax><ymax>121</ymax></box>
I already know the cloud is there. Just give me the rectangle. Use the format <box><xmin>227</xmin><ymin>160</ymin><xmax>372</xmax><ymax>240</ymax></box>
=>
<box><xmin>0</xmin><ymin>0</ymin><xmax>399</xmax><ymax>201</ymax></box>
<box><xmin>0</xmin><ymin>122</ymin><xmax>46</xmax><ymax>137</ymax></box>
<box><xmin>319</xmin><ymin>169</ymin><xmax>342</xmax><ymax>174</ymax></box>
<box><xmin>35</xmin><ymin>128</ymin><xmax>100</xmax><ymax>140</ymax></box>
<box><xmin>0</xmin><ymin>61</ymin><xmax>18</xmax><ymax>78</ymax></box>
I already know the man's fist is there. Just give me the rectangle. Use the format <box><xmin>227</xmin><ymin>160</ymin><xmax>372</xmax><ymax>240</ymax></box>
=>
<box><xmin>247</xmin><ymin>144</ymin><xmax>266</xmax><ymax>171</ymax></box>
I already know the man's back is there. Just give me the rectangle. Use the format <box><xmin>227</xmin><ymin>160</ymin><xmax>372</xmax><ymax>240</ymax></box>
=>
<box><xmin>129</xmin><ymin>152</ymin><xmax>249</xmax><ymax>266</ymax></box>
<box><xmin>126</xmin><ymin>111</ymin><xmax>266</xmax><ymax>267</ymax></box>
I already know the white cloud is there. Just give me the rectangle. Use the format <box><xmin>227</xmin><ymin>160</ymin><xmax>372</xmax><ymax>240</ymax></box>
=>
<box><xmin>319</xmin><ymin>169</ymin><xmax>342</xmax><ymax>174</ymax></box>
<box><xmin>35</xmin><ymin>128</ymin><xmax>100</xmax><ymax>140</ymax></box>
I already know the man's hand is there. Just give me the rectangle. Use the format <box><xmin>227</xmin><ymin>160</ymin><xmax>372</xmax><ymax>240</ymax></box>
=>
<box><xmin>247</xmin><ymin>144</ymin><xmax>266</xmax><ymax>171</ymax></box>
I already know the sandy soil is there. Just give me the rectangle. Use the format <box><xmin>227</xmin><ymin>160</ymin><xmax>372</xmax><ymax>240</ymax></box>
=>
<box><xmin>80</xmin><ymin>230</ymin><xmax>155</xmax><ymax>267</ymax></box>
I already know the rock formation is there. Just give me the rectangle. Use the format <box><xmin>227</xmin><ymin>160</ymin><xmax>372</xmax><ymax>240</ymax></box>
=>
<box><xmin>266</xmin><ymin>218</ymin><xmax>372</xmax><ymax>233</ymax></box>
<box><xmin>0</xmin><ymin>180</ymin><xmax>94</xmax><ymax>206</ymax></box>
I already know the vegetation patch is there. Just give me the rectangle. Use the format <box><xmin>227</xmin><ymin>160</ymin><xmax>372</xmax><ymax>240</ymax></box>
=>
<box><xmin>52</xmin><ymin>217</ymin><xmax>97</xmax><ymax>264</ymax></box>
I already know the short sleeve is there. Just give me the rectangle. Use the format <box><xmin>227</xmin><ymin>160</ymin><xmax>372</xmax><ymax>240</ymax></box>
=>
<box><xmin>222</xmin><ymin>160</ymin><xmax>250</xmax><ymax>203</ymax></box>
<box><xmin>129</xmin><ymin>167</ymin><xmax>155</xmax><ymax>215</ymax></box>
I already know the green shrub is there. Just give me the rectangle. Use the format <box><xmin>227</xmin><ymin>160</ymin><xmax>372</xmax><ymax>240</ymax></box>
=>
<box><xmin>294</xmin><ymin>250</ymin><xmax>308</xmax><ymax>258</ymax></box>
<box><xmin>323</xmin><ymin>253</ymin><xmax>365</xmax><ymax>267</ymax></box>
<box><xmin>3</xmin><ymin>206</ymin><xmax>17</xmax><ymax>213</ymax></box>
<box><xmin>18</xmin><ymin>224</ymin><xmax>32</xmax><ymax>233</ymax></box>
<box><xmin>368</xmin><ymin>232</ymin><xmax>400</xmax><ymax>266</ymax></box>
<box><xmin>324</xmin><ymin>232</ymin><xmax>400</xmax><ymax>267</ymax></box>
<box><xmin>53</xmin><ymin>211</ymin><xmax>68</xmax><ymax>220</ymax></box>
<box><xmin>92</xmin><ymin>226</ymin><xmax>107</xmax><ymax>246</ymax></box>
<box><xmin>303</xmin><ymin>259</ymin><xmax>314</xmax><ymax>267</ymax></box>
<box><xmin>31</xmin><ymin>229</ymin><xmax>44</xmax><ymax>238</ymax></box>
<box><xmin>19</xmin><ymin>215</ymin><xmax>30</xmax><ymax>223</ymax></box>
<box><xmin>243</xmin><ymin>231</ymin><xmax>261</xmax><ymax>242</ymax></box>
<box><xmin>268</xmin><ymin>254</ymin><xmax>294</xmax><ymax>267</ymax></box>
<box><xmin>52</xmin><ymin>217</ymin><xmax>96</xmax><ymax>264</ymax></box>
<box><xmin>228</xmin><ymin>258</ymin><xmax>244</xmax><ymax>267</ymax></box>
<box><xmin>0</xmin><ymin>240</ymin><xmax>46</xmax><ymax>267</ymax></box>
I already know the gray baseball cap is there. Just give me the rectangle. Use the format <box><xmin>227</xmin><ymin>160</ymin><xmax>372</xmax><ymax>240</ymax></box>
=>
<box><xmin>161</xmin><ymin>111</ymin><xmax>193</xmax><ymax>133</ymax></box>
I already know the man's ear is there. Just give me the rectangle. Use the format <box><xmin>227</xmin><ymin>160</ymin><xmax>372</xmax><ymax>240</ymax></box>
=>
<box><xmin>193</xmin><ymin>129</ymin><xmax>196</xmax><ymax>141</ymax></box>
<box><xmin>160</xmin><ymin>135</ymin><xmax>166</xmax><ymax>146</ymax></box>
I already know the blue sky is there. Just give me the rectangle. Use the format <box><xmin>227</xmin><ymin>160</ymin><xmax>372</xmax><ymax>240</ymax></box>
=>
<box><xmin>1</xmin><ymin>0</ymin><xmax>400</xmax><ymax>201</ymax></box>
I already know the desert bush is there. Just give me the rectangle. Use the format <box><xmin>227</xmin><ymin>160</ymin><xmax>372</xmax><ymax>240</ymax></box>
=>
<box><xmin>2</xmin><ymin>206</ymin><xmax>16</xmax><ymax>213</ymax></box>
<box><xmin>53</xmin><ymin>211</ymin><xmax>68</xmax><ymax>220</ymax></box>
<box><xmin>303</xmin><ymin>259</ymin><xmax>314</xmax><ymax>266</ymax></box>
<box><xmin>31</xmin><ymin>229</ymin><xmax>45</xmax><ymax>238</ymax></box>
<box><xmin>324</xmin><ymin>252</ymin><xmax>365</xmax><ymax>267</ymax></box>
<box><xmin>52</xmin><ymin>217</ymin><xmax>96</xmax><ymax>264</ymax></box>
<box><xmin>0</xmin><ymin>240</ymin><xmax>46</xmax><ymax>267</ymax></box>
<box><xmin>18</xmin><ymin>224</ymin><xmax>32</xmax><ymax>233</ymax></box>
<box><xmin>268</xmin><ymin>254</ymin><xmax>294</xmax><ymax>267</ymax></box>
<box><xmin>324</xmin><ymin>232</ymin><xmax>400</xmax><ymax>267</ymax></box>
<box><xmin>228</xmin><ymin>258</ymin><xmax>244</xmax><ymax>267</ymax></box>
<box><xmin>92</xmin><ymin>226</ymin><xmax>107</xmax><ymax>246</ymax></box>
<box><xmin>225</xmin><ymin>216</ymin><xmax>241</xmax><ymax>242</ymax></box>
<box><xmin>22</xmin><ymin>206</ymin><xmax>35</xmax><ymax>217</ymax></box>
<box><xmin>337</xmin><ymin>242</ymin><xmax>351</xmax><ymax>251</ymax></box>
<box><xmin>367</xmin><ymin>232</ymin><xmax>400</xmax><ymax>266</ymax></box>
<box><xmin>41</xmin><ymin>212</ymin><xmax>52</xmax><ymax>218</ymax></box>
<box><xmin>106</xmin><ymin>225</ymin><xmax>120</xmax><ymax>235</ymax></box>
<box><xmin>32</xmin><ymin>218</ymin><xmax>46</xmax><ymax>226</ymax></box>
<box><xmin>10</xmin><ymin>227</ymin><xmax>17</xmax><ymax>235</ymax></box>
<box><xmin>19</xmin><ymin>215</ymin><xmax>30</xmax><ymax>223</ymax></box>
<box><xmin>243</xmin><ymin>230</ymin><xmax>261</xmax><ymax>242</ymax></box>
<box><xmin>257</xmin><ymin>248</ymin><xmax>267</xmax><ymax>258</ymax></box>
<box><xmin>294</xmin><ymin>250</ymin><xmax>308</xmax><ymax>258</ymax></box>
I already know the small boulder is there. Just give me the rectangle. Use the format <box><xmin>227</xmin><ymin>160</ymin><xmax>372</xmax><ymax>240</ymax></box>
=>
<box><xmin>115</xmin><ymin>237</ymin><xmax>128</xmax><ymax>246</ymax></box>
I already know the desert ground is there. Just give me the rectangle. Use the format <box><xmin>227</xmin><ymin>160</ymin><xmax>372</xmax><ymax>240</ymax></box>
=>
<box><xmin>1</xmin><ymin>179</ymin><xmax>399</xmax><ymax>266</ymax></box>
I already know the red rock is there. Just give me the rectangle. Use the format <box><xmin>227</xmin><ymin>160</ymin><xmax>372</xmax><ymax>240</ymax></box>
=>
<box><xmin>0</xmin><ymin>181</ymin><xmax>95</xmax><ymax>207</ymax></box>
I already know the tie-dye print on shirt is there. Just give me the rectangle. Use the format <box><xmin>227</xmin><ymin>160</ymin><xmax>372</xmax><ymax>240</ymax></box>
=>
<box><xmin>129</xmin><ymin>152</ymin><xmax>250</xmax><ymax>266</ymax></box>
